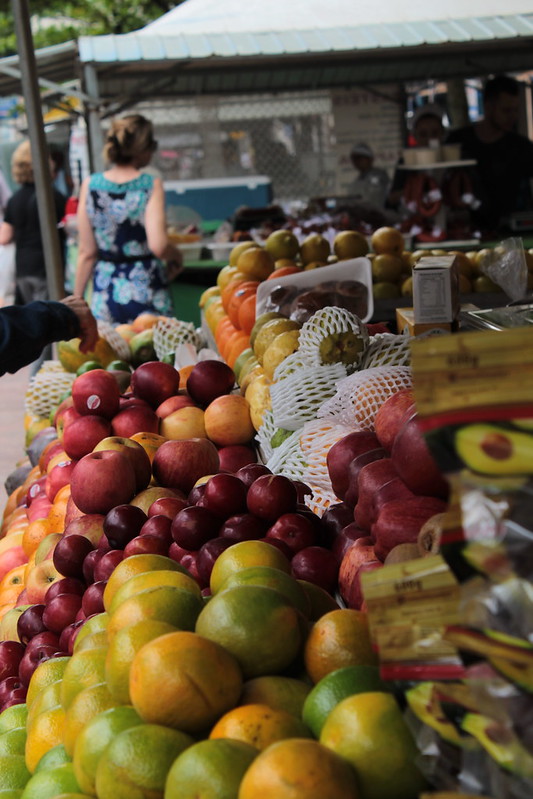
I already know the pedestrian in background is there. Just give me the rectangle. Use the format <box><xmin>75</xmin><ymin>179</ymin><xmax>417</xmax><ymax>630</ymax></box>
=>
<box><xmin>0</xmin><ymin>140</ymin><xmax>67</xmax><ymax>374</ymax></box>
<box><xmin>74</xmin><ymin>114</ymin><xmax>183</xmax><ymax>324</ymax></box>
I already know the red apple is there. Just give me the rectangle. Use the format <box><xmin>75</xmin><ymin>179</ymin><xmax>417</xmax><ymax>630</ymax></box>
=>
<box><xmin>155</xmin><ymin>394</ymin><xmax>197</xmax><ymax>419</ymax></box>
<box><xmin>219</xmin><ymin>513</ymin><xmax>268</xmax><ymax>542</ymax></box>
<box><xmin>45</xmin><ymin>459</ymin><xmax>77</xmax><ymax>502</ymax></box>
<box><xmin>331</xmin><ymin>522</ymin><xmax>370</xmax><ymax>564</ymax></box>
<box><xmin>130</xmin><ymin>487</ymin><xmax>186</xmax><ymax>516</ymax></box>
<box><xmin>118</xmin><ymin>395</ymin><xmax>153</xmax><ymax>412</ymax></box>
<box><xmin>217</xmin><ymin>444</ymin><xmax>258</xmax><ymax>473</ymax></box>
<box><xmin>38</xmin><ymin>438</ymin><xmax>64</xmax><ymax>473</ymax></box>
<box><xmin>0</xmin><ymin>641</ymin><xmax>26</xmax><ymax>682</ymax></box>
<box><xmin>26</xmin><ymin>475</ymin><xmax>47</xmax><ymax>505</ymax></box>
<box><xmin>123</xmin><ymin>535</ymin><xmax>169</xmax><ymax>558</ymax></box>
<box><xmin>344</xmin><ymin>448</ymin><xmax>389</xmax><ymax>508</ymax></box>
<box><xmin>63</xmin><ymin>495</ymin><xmax>84</xmax><ymax>526</ymax></box>
<box><xmin>196</xmin><ymin>537</ymin><xmax>233</xmax><ymax>586</ymax></box>
<box><xmin>0</xmin><ymin>546</ymin><xmax>28</xmax><ymax>582</ymax></box>
<box><xmin>139</xmin><ymin>515</ymin><xmax>173</xmax><ymax>547</ymax></box>
<box><xmin>168</xmin><ymin>541</ymin><xmax>193</xmax><ymax>565</ymax></box>
<box><xmin>179</xmin><ymin>552</ymin><xmax>201</xmax><ymax>584</ymax></box>
<box><xmin>25</xmin><ymin>560</ymin><xmax>63</xmax><ymax>604</ymax></box>
<box><xmin>92</xmin><ymin>436</ymin><xmax>152</xmax><ymax>493</ymax></box>
<box><xmin>70</xmin><ymin>450</ymin><xmax>137</xmax><ymax>515</ymax></box>
<box><xmin>62</xmin><ymin>415</ymin><xmax>112</xmax><ymax>460</ymax></box>
<box><xmin>259</xmin><ymin>537</ymin><xmax>293</xmax><ymax>561</ymax></box>
<box><xmin>234</xmin><ymin>463</ymin><xmax>272</xmax><ymax>488</ymax></box>
<box><xmin>26</xmin><ymin>495</ymin><xmax>53</xmax><ymax>523</ymax></box>
<box><xmin>24</xmin><ymin>630</ymin><xmax>61</xmax><ymax>655</ymax></box>
<box><xmin>111</xmin><ymin>405</ymin><xmax>159</xmax><ymax>438</ymax></box>
<box><xmin>338</xmin><ymin>543</ymin><xmax>379</xmax><ymax>608</ymax></box>
<box><xmin>246</xmin><ymin>474</ymin><xmax>298</xmax><ymax>521</ymax></box>
<box><xmin>63</xmin><ymin>514</ymin><xmax>106</xmax><ymax>547</ymax></box>
<box><xmin>18</xmin><ymin>645</ymin><xmax>59</xmax><ymax>686</ymax></box>
<box><xmin>353</xmin><ymin>458</ymin><xmax>398</xmax><ymax>531</ymax></box>
<box><xmin>372</xmin><ymin>496</ymin><xmax>448</xmax><ymax>561</ymax></box>
<box><xmin>266</xmin><ymin>512</ymin><xmax>318</xmax><ymax>555</ymax></box>
<box><xmin>53</xmin><ymin>535</ymin><xmax>95</xmax><ymax>580</ymax></box>
<box><xmin>374</xmin><ymin>388</ymin><xmax>415</xmax><ymax>452</ymax></box>
<box><xmin>59</xmin><ymin>620</ymin><xmax>84</xmax><ymax>656</ymax></box>
<box><xmin>58</xmin><ymin>406</ymin><xmax>81</xmax><ymax>439</ymax></box>
<box><xmin>186</xmin><ymin>360</ymin><xmax>236</xmax><ymax>407</ymax></box>
<box><xmin>390</xmin><ymin>416</ymin><xmax>449</xmax><ymax>499</ymax></box>
<box><xmin>81</xmin><ymin>582</ymin><xmax>107</xmax><ymax>617</ymax></box>
<box><xmin>147</xmin><ymin>496</ymin><xmax>188</xmax><ymax>519</ymax></box>
<box><xmin>345</xmin><ymin>560</ymin><xmax>383</xmax><ymax>609</ymax></box>
<box><xmin>92</xmin><ymin>549</ymin><xmax>124</xmax><ymax>582</ymax></box>
<box><xmin>373</xmin><ymin>478</ymin><xmax>415</xmax><ymax>517</ymax></box>
<box><xmin>0</xmin><ymin>676</ymin><xmax>27</xmax><ymax>707</ymax></box>
<box><xmin>16</xmin><ymin>604</ymin><xmax>47</xmax><ymax>644</ymax></box>
<box><xmin>152</xmin><ymin>438</ymin><xmax>220</xmax><ymax>494</ymax></box>
<box><xmin>103</xmin><ymin>504</ymin><xmax>148</xmax><ymax>549</ymax></box>
<box><xmin>291</xmin><ymin>546</ymin><xmax>338</xmax><ymax>594</ymax></box>
<box><xmin>42</xmin><ymin>593</ymin><xmax>83</xmax><ymax>634</ymax></box>
<box><xmin>321</xmin><ymin>503</ymin><xmax>357</xmax><ymax>542</ymax></box>
<box><xmin>45</xmin><ymin>578</ymin><xmax>86</xmax><ymax>604</ymax></box>
<box><xmin>130</xmin><ymin>361</ymin><xmax>181</xmax><ymax>408</ymax></box>
<box><xmin>171</xmin><ymin>506</ymin><xmax>220</xmax><ymax>550</ymax></box>
<box><xmin>201</xmin><ymin>473</ymin><xmax>248</xmax><ymax>518</ymax></box>
<box><xmin>82</xmin><ymin>550</ymin><xmax>101</xmax><ymax>584</ymax></box>
<box><xmin>188</xmin><ymin>484</ymin><xmax>206</xmax><ymax>505</ymax></box>
<box><xmin>72</xmin><ymin>369</ymin><xmax>121</xmax><ymax>418</ymax></box>
<box><xmin>326</xmin><ymin>431</ymin><xmax>381</xmax><ymax>500</ymax></box>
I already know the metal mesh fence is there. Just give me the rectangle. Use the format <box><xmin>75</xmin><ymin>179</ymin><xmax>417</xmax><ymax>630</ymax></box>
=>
<box><xmin>135</xmin><ymin>90</ymin><xmax>337</xmax><ymax>209</ymax></box>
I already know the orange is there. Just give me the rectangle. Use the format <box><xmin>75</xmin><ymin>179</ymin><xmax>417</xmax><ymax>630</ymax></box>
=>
<box><xmin>304</xmin><ymin>608</ymin><xmax>377</xmax><ymax>684</ymax></box>
<box><xmin>21</xmin><ymin>518</ymin><xmax>56</xmax><ymax>557</ymax></box>
<box><xmin>73</xmin><ymin>705</ymin><xmax>143</xmax><ymax>795</ymax></box>
<box><xmin>333</xmin><ymin>230</ymin><xmax>369</xmax><ymax>259</ymax></box>
<box><xmin>238</xmin><ymin>737</ymin><xmax>359</xmax><ymax>799</ymax></box>
<box><xmin>219</xmin><ymin>565</ymin><xmax>310</xmax><ymax>616</ymax></box>
<box><xmin>227</xmin><ymin>283</ymin><xmax>259</xmax><ymax>328</ymax></box>
<box><xmin>129</xmin><ymin>630</ymin><xmax>243</xmax><ymax>734</ymax></box>
<box><xmin>165</xmin><ymin>738</ymin><xmax>257</xmax><ymax>799</ymax></box>
<box><xmin>195</xmin><ymin>584</ymin><xmax>306</xmax><ymax>678</ymax></box>
<box><xmin>72</xmin><ymin>612</ymin><xmax>109</xmax><ymax>653</ymax></box>
<box><xmin>129</xmin><ymin>431</ymin><xmax>167</xmax><ymax>463</ymax></box>
<box><xmin>239</xmin><ymin>676</ymin><xmax>311</xmax><ymax>718</ymax></box>
<box><xmin>299</xmin><ymin>233</ymin><xmax>331</xmax><ymax>265</ymax></box>
<box><xmin>106</xmin><ymin>585</ymin><xmax>203</xmax><ymax>640</ymax></box>
<box><xmin>103</xmin><ymin>553</ymin><xmax>185</xmax><ymax>610</ymax></box>
<box><xmin>236</xmin><ymin>247</ymin><xmax>275</xmax><ymax>281</ymax></box>
<box><xmin>237</xmin><ymin>293</ymin><xmax>257</xmax><ymax>335</ymax></box>
<box><xmin>105</xmin><ymin>619</ymin><xmax>178</xmax><ymax>704</ymax></box>
<box><xmin>204</xmin><ymin>297</ymin><xmax>226</xmax><ymax>335</ymax></box>
<box><xmin>298</xmin><ymin>580</ymin><xmax>340</xmax><ymax>621</ymax></box>
<box><xmin>216</xmin><ymin>263</ymin><xmax>241</xmax><ymax>289</ymax></box>
<box><xmin>226</xmin><ymin>333</ymin><xmax>252</xmax><ymax>369</ymax></box>
<box><xmin>108</xmin><ymin>568</ymin><xmax>201</xmax><ymax>614</ymax></box>
<box><xmin>25</xmin><ymin>704</ymin><xmax>66</xmax><ymax>773</ymax></box>
<box><xmin>0</xmin><ymin>564</ymin><xmax>26</xmax><ymax>605</ymax></box>
<box><xmin>131</xmin><ymin>311</ymin><xmax>161</xmax><ymax>333</ymax></box>
<box><xmin>209</xmin><ymin>540</ymin><xmax>290</xmax><ymax>594</ymax></box>
<box><xmin>178</xmin><ymin>363</ymin><xmax>195</xmax><ymax>390</ymax></box>
<box><xmin>210</xmin><ymin>703</ymin><xmax>311</xmax><ymax>750</ymax></box>
<box><xmin>370</xmin><ymin>226</ymin><xmax>404</xmax><ymax>257</ymax></box>
<box><xmin>63</xmin><ymin>682</ymin><xmax>117</xmax><ymax>757</ymax></box>
<box><xmin>266</xmin><ymin>265</ymin><xmax>301</xmax><ymax>279</ymax></box>
<box><xmin>26</xmin><ymin>657</ymin><xmax>70</xmax><ymax>709</ymax></box>
<box><xmin>60</xmin><ymin>647</ymin><xmax>108</xmax><ymax>710</ymax></box>
<box><xmin>229</xmin><ymin>240</ymin><xmax>257</xmax><ymax>268</ymax></box>
<box><xmin>320</xmin><ymin>692</ymin><xmax>427</xmax><ymax>799</ymax></box>
<box><xmin>95</xmin><ymin>723</ymin><xmax>192</xmax><ymax>799</ymax></box>
<box><xmin>27</xmin><ymin>680</ymin><xmax>63</xmax><ymax>728</ymax></box>
<box><xmin>221</xmin><ymin>276</ymin><xmax>251</xmax><ymax>313</ymax></box>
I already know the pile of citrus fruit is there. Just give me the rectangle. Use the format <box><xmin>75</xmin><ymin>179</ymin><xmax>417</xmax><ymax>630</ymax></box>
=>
<box><xmin>0</xmin><ymin>541</ymin><xmax>428</xmax><ymax>799</ymax></box>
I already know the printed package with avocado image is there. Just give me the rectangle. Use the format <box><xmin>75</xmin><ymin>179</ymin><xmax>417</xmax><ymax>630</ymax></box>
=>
<box><xmin>403</xmin><ymin>326</ymin><xmax>533</xmax><ymax>798</ymax></box>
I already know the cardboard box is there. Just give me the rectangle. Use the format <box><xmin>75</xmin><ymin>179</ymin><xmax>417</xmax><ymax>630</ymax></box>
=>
<box><xmin>396</xmin><ymin>307</ymin><xmax>452</xmax><ymax>338</ymax></box>
<box><xmin>413</xmin><ymin>255</ymin><xmax>460</xmax><ymax>324</ymax></box>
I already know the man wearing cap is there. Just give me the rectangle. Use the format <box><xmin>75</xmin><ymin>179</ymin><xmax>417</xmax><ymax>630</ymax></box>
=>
<box><xmin>347</xmin><ymin>143</ymin><xmax>390</xmax><ymax>209</ymax></box>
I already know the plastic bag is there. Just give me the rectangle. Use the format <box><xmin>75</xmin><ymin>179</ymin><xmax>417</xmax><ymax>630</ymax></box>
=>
<box><xmin>478</xmin><ymin>237</ymin><xmax>528</xmax><ymax>302</ymax></box>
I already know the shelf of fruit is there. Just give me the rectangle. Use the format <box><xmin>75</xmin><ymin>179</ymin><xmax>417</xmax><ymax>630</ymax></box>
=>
<box><xmin>0</xmin><ymin>228</ymin><xmax>529</xmax><ymax>798</ymax></box>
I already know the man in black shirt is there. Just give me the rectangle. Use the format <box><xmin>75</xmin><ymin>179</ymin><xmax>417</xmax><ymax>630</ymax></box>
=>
<box><xmin>446</xmin><ymin>75</ymin><xmax>533</xmax><ymax>233</ymax></box>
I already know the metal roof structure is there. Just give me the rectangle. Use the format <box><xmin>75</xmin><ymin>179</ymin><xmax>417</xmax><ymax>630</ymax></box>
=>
<box><xmin>0</xmin><ymin>7</ymin><xmax>532</xmax><ymax>103</ymax></box>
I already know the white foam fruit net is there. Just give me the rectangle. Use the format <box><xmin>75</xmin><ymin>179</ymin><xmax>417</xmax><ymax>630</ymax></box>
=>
<box><xmin>153</xmin><ymin>318</ymin><xmax>204</xmax><ymax>361</ymax></box>
<box><xmin>255</xmin><ymin>409</ymin><xmax>278</xmax><ymax>463</ymax></box>
<box><xmin>270</xmin><ymin>362</ymin><xmax>347</xmax><ymax>431</ymax></box>
<box><xmin>97</xmin><ymin>320</ymin><xmax>131</xmax><ymax>362</ymax></box>
<box><xmin>265</xmin><ymin>430</ymin><xmax>308</xmax><ymax>483</ymax></box>
<box><xmin>25</xmin><ymin>361</ymin><xmax>75</xmax><ymax>418</ymax></box>
<box><xmin>361</xmin><ymin>333</ymin><xmax>411</xmax><ymax>370</ymax></box>
<box><xmin>318</xmin><ymin>365</ymin><xmax>413</xmax><ymax>430</ymax></box>
<box><xmin>272</xmin><ymin>351</ymin><xmax>308</xmax><ymax>382</ymax></box>
<box><xmin>297</xmin><ymin>306</ymin><xmax>369</xmax><ymax>371</ymax></box>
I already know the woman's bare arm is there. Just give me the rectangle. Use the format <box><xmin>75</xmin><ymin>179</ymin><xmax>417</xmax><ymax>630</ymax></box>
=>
<box><xmin>145</xmin><ymin>178</ymin><xmax>183</xmax><ymax>271</ymax></box>
<box><xmin>74</xmin><ymin>178</ymin><xmax>98</xmax><ymax>298</ymax></box>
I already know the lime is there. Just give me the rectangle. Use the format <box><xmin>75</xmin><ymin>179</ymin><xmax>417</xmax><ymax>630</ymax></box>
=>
<box><xmin>165</xmin><ymin>738</ymin><xmax>257</xmax><ymax>799</ymax></box>
<box><xmin>75</xmin><ymin>361</ymin><xmax>103</xmax><ymax>376</ymax></box>
<box><xmin>33</xmin><ymin>744</ymin><xmax>71</xmax><ymax>774</ymax></box>
<box><xmin>0</xmin><ymin>704</ymin><xmax>28</xmax><ymax>734</ymax></box>
<box><xmin>0</xmin><ymin>727</ymin><xmax>26</xmax><ymax>756</ymax></box>
<box><xmin>106</xmin><ymin>360</ymin><xmax>131</xmax><ymax>372</ymax></box>
<box><xmin>18</xmin><ymin>762</ymin><xmax>80</xmax><ymax>799</ymax></box>
<box><xmin>0</xmin><ymin>754</ymin><xmax>30</xmax><ymax>790</ymax></box>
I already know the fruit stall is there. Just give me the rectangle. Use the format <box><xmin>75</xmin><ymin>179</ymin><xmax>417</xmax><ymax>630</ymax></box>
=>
<box><xmin>0</xmin><ymin>230</ymin><xmax>531</xmax><ymax>799</ymax></box>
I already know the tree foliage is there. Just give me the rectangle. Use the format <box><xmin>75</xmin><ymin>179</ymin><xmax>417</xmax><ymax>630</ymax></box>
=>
<box><xmin>0</xmin><ymin>0</ymin><xmax>181</xmax><ymax>57</ymax></box>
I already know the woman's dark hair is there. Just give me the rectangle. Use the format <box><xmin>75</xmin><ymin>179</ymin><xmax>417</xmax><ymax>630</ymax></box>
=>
<box><xmin>103</xmin><ymin>114</ymin><xmax>157</xmax><ymax>165</ymax></box>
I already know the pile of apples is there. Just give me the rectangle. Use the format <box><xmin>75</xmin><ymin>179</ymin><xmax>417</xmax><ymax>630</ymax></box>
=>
<box><xmin>323</xmin><ymin>388</ymin><xmax>449</xmax><ymax>610</ymax></box>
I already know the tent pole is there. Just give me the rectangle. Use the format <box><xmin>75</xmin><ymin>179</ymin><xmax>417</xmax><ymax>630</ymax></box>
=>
<box><xmin>11</xmin><ymin>0</ymin><xmax>65</xmax><ymax>301</ymax></box>
<box><xmin>82</xmin><ymin>64</ymin><xmax>104</xmax><ymax>174</ymax></box>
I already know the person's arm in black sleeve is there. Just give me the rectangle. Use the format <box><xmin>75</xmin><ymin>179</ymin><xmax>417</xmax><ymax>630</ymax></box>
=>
<box><xmin>0</xmin><ymin>297</ymin><xmax>98</xmax><ymax>376</ymax></box>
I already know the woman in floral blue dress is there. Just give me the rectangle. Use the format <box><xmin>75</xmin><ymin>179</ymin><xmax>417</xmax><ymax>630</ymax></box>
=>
<box><xmin>74</xmin><ymin>114</ymin><xmax>183</xmax><ymax>324</ymax></box>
